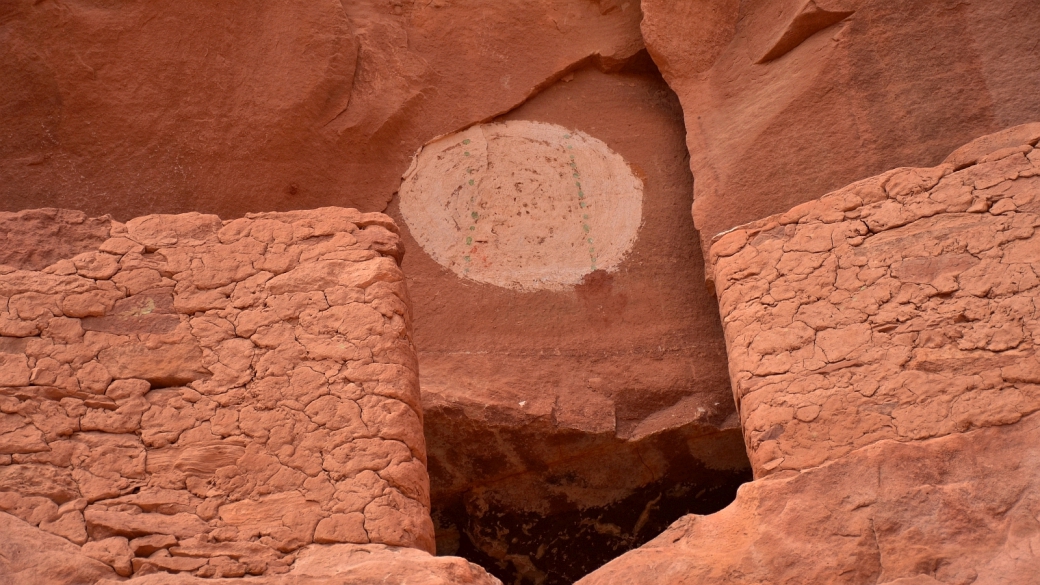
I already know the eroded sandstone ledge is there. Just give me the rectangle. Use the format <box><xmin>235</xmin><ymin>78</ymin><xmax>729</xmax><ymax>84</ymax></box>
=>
<box><xmin>0</xmin><ymin>207</ymin><xmax>496</xmax><ymax>583</ymax></box>
<box><xmin>578</xmin><ymin>124</ymin><xmax>1040</xmax><ymax>583</ymax></box>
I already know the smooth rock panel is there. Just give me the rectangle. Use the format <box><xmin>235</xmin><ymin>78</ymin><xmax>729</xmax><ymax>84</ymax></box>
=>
<box><xmin>640</xmin><ymin>0</ymin><xmax>1040</xmax><ymax>251</ymax></box>
<box><xmin>0</xmin><ymin>0</ymin><xmax>643</xmax><ymax>221</ymax></box>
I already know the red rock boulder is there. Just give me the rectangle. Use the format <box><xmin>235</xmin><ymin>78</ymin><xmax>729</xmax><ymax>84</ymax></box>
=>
<box><xmin>578</xmin><ymin>125</ymin><xmax>1040</xmax><ymax>583</ymax></box>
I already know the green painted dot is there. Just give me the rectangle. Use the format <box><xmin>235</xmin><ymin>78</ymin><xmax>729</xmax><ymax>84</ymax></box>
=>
<box><xmin>578</xmin><ymin>192</ymin><xmax>585</xmax><ymax>199</ymax></box>
<box><xmin>470</xmin><ymin>225</ymin><xmax>476</xmax><ymax>231</ymax></box>
<box><xmin>471</xmin><ymin>211</ymin><xmax>479</xmax><ymax>219</ymax></box>
<box><xmin>466</xmin><ymin>237</ymin><xmax>472</xmax><ymax>245</ymax></box>
<box><xmin>464</xmin><ymin>256</ymin><xmax>471</xmax><ymax>262</ymax></box>
<box><xmin>572</xmin><ymin>173</ymin><xmax>579</xmax><ymax>178</ymax></box>
<box><xmin>583</xmin><ymin>224</ymin><xmax>590</xmax><ymax>232</ymax></box>
<box><xmin>588</xmin><ymin>238</ymin><xmax>593</xmax><ymax>243</ymax></box>
<box><xmin>463</xmin><ymin>139</ymin><xmax>471</xmax><ymax>145</ymax></box>
<box><xmin>575</xmin><ymin>182</ymin><xmax>581</xmax><ymax>188</ymax></box>
<box><xmin>583</xmin><ymin>214</ymin><xmax>589</xmax><ymax>220</ymax></box>
<box><xmin>567</xmin><ymin>145</ymin><xmax>573</xmax><ymax>149</ymax></box>
<box><xmin>570</xmin><ymin>154</ymin><xmax>575</xmax><ymax>159</ymax></box>
<box><xmin>564</xmin><ymin>134</ymin><xmax>571</xmax><ymax>139</ymax></box>
<box><xmin>579</xmin><ymin>202</ymin><xmax>586</xmax><ymax>208</ymax></box>
<box><xmin>469</xmin><ymin>179</ymin><xmax>474</xmax><ymax>185</ymax></box>
<box><xmin>464</xmin><ymin>151</ymin><xmax>470</xmax><ymax>156</ymax></box>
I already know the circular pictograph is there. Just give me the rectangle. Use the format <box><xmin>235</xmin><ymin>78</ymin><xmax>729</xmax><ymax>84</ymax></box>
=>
<box><xmin>398</xmin><ymin>120</ymin><xmax>643</xmax><ymax>291</ymax></box>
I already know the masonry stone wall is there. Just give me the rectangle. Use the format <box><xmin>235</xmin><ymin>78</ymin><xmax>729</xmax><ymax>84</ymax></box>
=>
<box><xmin>0</xmin><ymin>208</ymin><xmax>434</xmax><ymax>579</ymax></box>
<box><xmin>709</xmin><ymin>126</ymin><xmax>1040</xmax><ymax>477</ymax></box>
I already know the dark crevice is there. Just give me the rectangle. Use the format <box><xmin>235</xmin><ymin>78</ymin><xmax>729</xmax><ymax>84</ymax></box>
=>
<box><xmin>430</xmin><ymin>427</ymin><xmax>750</xmax><ymax>585</ymax></box>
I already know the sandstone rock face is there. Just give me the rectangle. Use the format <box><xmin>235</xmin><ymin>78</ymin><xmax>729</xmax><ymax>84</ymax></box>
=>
<box><xmin>0</xmin><ymin>0</ymin><xmax>643</xmax><ymax>220</ymax></box>
<box><xmin>640</xmin><ymin>0</ymin><xmax>1040</xmax><ymax>249</ymax></box>
<box><xmin>577</xmin><ymin>126</ymin><xmax>1040</xmax><ymax>583</ymax></box>
<box><xmin>711</xmin><ymin>123</ymin><xmax>1040</xmax><ymax>477</ymax></box>
<box><xmin>392</xmin><ymin>59</ymin><xmax>749</xmax><ymax>584</ymax></box>
<box><xmin>97</xmin><ymin>544</ymin><xmax>501</xmax><ymax>585</ymax></box>
<box><xmin>0</xmin><ymin>511</ymin><xmax>118</xmax><ymax>584</ymax></box>
<box><xmin>579</xmin><ymin>414</ymin><xmax>1040</xmax><ymax>584</ymax></box>
<box><xmin>0</xmin><ymin>208</ymin><xmax>441</xmax><ymax>580</ymax></box>
<box><xmin>0</xmin><ymin>209</ymin><xmax>112</xmax><ymax>272</ymax></box>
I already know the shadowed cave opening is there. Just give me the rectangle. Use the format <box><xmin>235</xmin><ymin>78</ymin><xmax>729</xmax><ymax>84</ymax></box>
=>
<box><xmin>426</xmin><ymin>423</ymin><xmax>752</xmax><ymax>585</ymax></box>
<box><xmin>405</xmin><ymin>53</ymin><xmax>754</xmax><ymax>584</ymax></box>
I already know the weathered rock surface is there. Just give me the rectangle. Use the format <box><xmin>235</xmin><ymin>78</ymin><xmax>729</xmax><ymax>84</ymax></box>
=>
<box><xmin>97</xmin><ymin>544</ymin><xmax>501</xmax><ymax>585</ymax></box>
<box><xmin>577</xmin><ymin>126</ymin><xmax>1040</xmax><ymax>583</ymax></box>
<box><xmin>579</xmin><ymin>413</ymin><xmax>1040</xmax><ymax>584</ymax></box>
<box><xmin>640</xmin><ymin>0</ymin><xmax>1040</xmax><ymax>249</ymax></box>
<box><xmin>0</xmin><ymin>511</ymin><xmax>118</xmax><ymax>585</ymax></box>
<box><xmin>712</xmin><ymin>123</ymin><xmax>1040</xmax><ymax>477</ymax></box>
<box><xmin>0</xmin><ymin>209</ymin><xmax>113</xmax><ymax>272</ymax></box>
<box><xmin>0</xmin><ymin>0</ymin><xmax>643</xmax><ymax>220</ymax></box>
<box><xmin>391</xmin><ymin>58</ymin><xmax>749</xmax><ymax>584</ymax></box>
<box><xmin>0</xmin><ymin>208</ymin><xmax>451</xmax><ymax>580</ymax></box>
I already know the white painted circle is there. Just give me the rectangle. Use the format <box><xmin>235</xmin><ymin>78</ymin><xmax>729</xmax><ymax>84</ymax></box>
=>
<box><xmin>399</xmin><ymin>121</ymin><xmax>643</xmax><ymax>291</ymax></box>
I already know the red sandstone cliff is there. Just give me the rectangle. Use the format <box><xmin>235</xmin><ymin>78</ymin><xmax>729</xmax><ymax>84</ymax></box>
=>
<box><xmin>578</xmin><ymin>125</ymin><xmax>1040</xmax><ymax>584</ymax></box>
<box><xmin>2</xmin><ymin>2</ymin><xmax>1040</xmax><ymax>583</ymax></box>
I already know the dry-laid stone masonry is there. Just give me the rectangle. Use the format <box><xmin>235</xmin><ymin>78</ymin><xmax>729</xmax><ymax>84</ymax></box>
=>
<box><xmin>0</xmin><ymin>207</ymin><xmax>438</xmax><ymax>579</ymax></box>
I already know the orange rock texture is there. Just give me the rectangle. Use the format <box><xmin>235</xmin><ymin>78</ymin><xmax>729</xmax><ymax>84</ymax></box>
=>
<box><xmin>3</xmin><ymin>1</ymin><xmax>1040</xmax><ymax>582</ymax></box>
<box><xmin>0</xmin><ymin>0</ymin><xmax>643</xmax><ymax>219</ymax></box>
<box><xmin>641</xmin><ymin>0</ymin><xmax>1040</xmax><ymax>250</ymax></box>
<box><xmin>578</xmin><ymin>125</ymin><xmax>1040</xmax><ymax>583</ymax></box>
<box><xmin>0</xmin><ymin>208</ymin><xmax>499</xmax><ymax>581</ymax></box>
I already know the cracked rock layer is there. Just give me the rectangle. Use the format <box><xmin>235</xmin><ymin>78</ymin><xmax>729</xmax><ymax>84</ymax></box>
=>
<box><xmin>0</xmin><ymin>207</ymin><xmax>442</xmax><ymax>580</ymax></box>
<box><xmin>578</xmin><ymin>124</ymin><xmax>1040</xmax><ymax>584</ymax></box>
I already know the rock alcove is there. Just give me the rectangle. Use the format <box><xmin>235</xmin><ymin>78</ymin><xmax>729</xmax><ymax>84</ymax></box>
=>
<box><xmin>393</xmin><ymin>54</ymin><xmax>753</xmax><ymax>585</ymax></box>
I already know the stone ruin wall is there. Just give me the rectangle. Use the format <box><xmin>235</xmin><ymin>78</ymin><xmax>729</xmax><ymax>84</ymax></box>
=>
<box><xmin>0</xmin><ymin>207</ymin><xmax>435</xmax><ymax>579</ymax></box>
<box><xmin>709</xmin><ymin>124</ymin><xmax>1040</xmax><ymax>477</ymax></box>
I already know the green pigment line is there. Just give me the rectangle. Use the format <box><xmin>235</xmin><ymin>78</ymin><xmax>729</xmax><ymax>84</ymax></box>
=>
<box><xmin>564</xmin><ymin>133</ymin><xmax>596</xmax><ymax>271</ymax></box>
